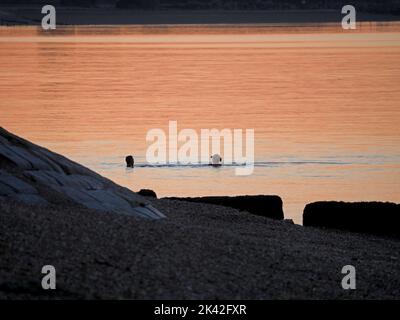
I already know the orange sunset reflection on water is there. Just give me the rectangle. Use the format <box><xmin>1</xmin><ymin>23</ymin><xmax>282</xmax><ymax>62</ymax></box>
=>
<box><xmin>1</xmin><ymin>23</ymin><xmax>400</xmax><ymax>223</ymax></box>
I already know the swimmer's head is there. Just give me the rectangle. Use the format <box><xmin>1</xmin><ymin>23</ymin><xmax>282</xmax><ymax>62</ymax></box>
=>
<box><xmin>211</xmin><ymin>154</ymin><xmax>222</xmax><ymax>165</ymax></box>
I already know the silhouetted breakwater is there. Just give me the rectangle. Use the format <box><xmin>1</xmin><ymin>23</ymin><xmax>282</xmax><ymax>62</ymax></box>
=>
<box><xmin>166</xmin><ymin>195</ymin><xmax>284</xmax><ymax>220</ymax></box>
<box><xmin>303</xmin><ymin>201</ymin><xmax>400</xmax><ymax>238</ymax></box>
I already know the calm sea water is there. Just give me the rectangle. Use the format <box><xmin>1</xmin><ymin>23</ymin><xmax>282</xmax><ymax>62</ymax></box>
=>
<box><xmin>1</xmin><ymin>23</ymin><xmax>400</xmax><ymax>223</ymax></box>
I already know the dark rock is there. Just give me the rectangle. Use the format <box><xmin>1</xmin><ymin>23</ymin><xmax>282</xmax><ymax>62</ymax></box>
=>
<box><xmin>166</xmin><ymin>195</ymin><xmax>284</xmax><ymax>220</ymax></box>
<box><xmin>303</xmin><ymin>201</ymin><xmax>400</xmax><ymax>238</ymax></box>
<box><xmin>125</xmin><ymin>155</ymin><xmax>134</xmax><ymax>168</ymax></box>
<box><xmin>138</xmin><ymin>189</ymin><xmax>157</xmax><ymax>198</ymax></box>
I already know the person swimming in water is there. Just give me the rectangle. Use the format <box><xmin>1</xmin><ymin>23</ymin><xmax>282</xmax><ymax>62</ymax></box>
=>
<box><xmin>210</xmin><ymin>154</ymin><xmax>222</xmax><ymax>167</ymax></box>
<box><xmin>125</xmin><ymin>155</ymin><xmax>134</xmax><ymax>168</ymax></box>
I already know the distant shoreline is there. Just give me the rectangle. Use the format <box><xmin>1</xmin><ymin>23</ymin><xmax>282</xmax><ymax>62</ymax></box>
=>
<box><xmin>0</xmin><ymin>8</ymin><xmax>399</xmax><ymax>26</ymax></box>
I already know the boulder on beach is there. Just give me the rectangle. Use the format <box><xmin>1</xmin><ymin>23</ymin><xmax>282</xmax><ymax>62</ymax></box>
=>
<box><xmin>0</xmin><ymin>127</ymin><xmax>165</xmax><ymax>220</ymax></box>
<box><xmin>303</xmin><ymin>201</ymin><xmax>400</xmax><ymax>237</ymax></box>
<box><xmin>166</xmin><ymin>195</ymin><xmax>284</xmax><ymax>220</ymax></box>
<box><xmin>138</xmin><ymin>189</ymin><xmax>157</xmax><ymax>198</ymax></box>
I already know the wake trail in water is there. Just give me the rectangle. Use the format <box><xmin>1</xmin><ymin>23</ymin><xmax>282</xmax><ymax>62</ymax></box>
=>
<box><xmin>97</xmin><ymin>160</ymin><xmax>350</xmax><ymax>169</ymax></box>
